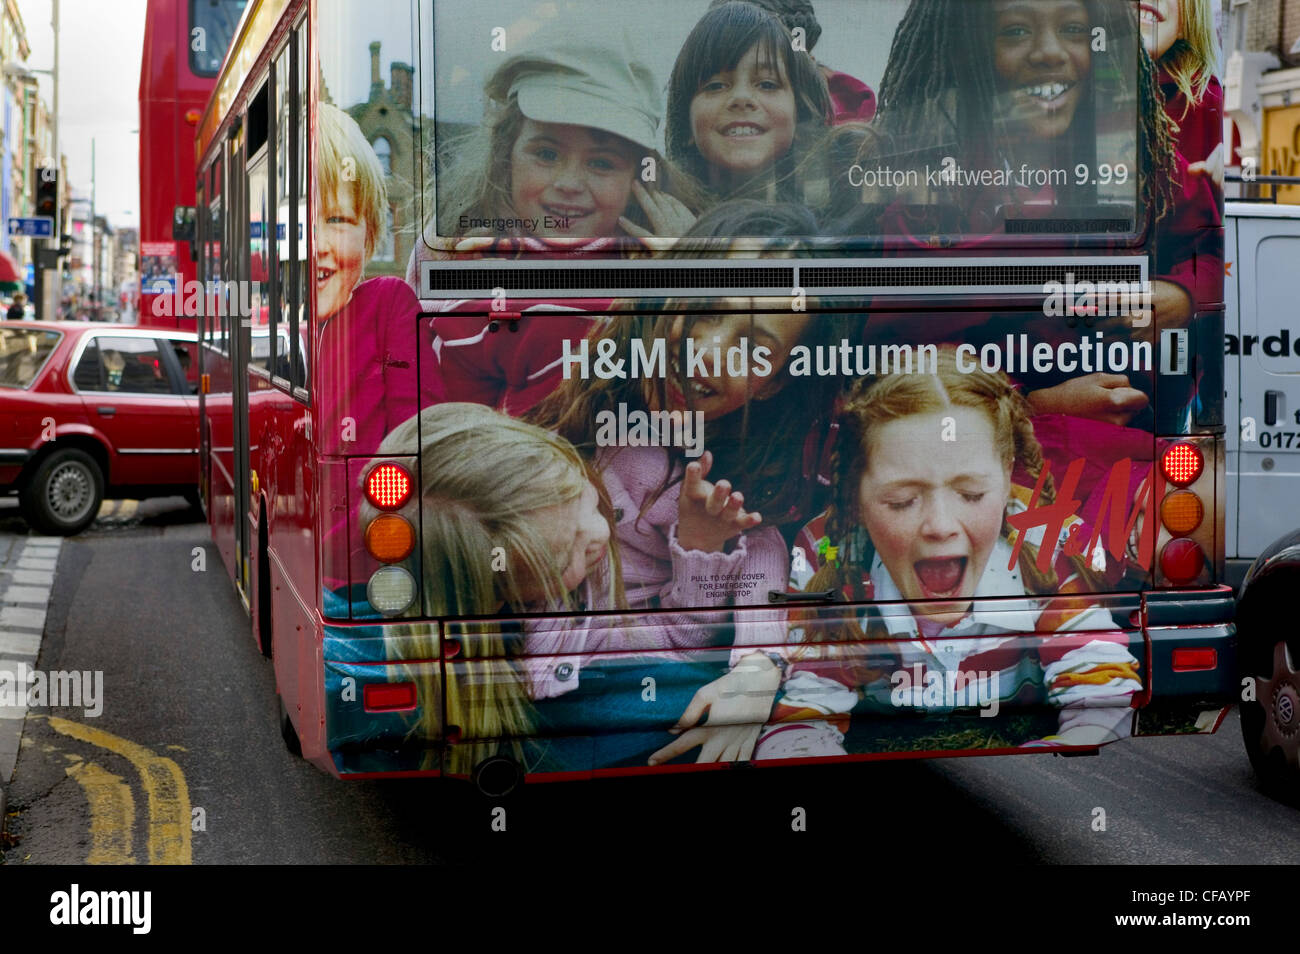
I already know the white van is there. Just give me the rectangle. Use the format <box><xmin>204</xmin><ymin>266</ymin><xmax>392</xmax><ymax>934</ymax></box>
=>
<box><xmin>1224</xmin><ymin>200</ymin><xmax>1300</xmax><ymax>587</ymax></box>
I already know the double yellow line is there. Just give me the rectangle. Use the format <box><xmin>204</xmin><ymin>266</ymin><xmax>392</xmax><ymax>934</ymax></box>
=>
<box><xmin>45</xmin><ymin>717</ymin><xmax>191</xmax><ymax>865</ymax></box>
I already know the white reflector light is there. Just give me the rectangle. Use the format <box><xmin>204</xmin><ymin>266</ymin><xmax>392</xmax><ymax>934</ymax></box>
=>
<box><xmin>367</xmin><ymin>566</ymin><xmax>417</xmax><ymax>616</ymax></box>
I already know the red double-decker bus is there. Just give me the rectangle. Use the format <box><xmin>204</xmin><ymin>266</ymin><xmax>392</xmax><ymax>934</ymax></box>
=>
<box><xmin>192</xmin><ymin>0</ymin><xmax>1277</xmax><ymax>802</ymax></box>
<box><xmin>138</xmin><ymin>0</ymin><xmax>247</xmax><ymax>328</ymax></box>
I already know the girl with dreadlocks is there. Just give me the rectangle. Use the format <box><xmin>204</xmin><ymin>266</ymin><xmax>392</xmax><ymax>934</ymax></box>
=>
<box><xmin>750</xmin><ymin>348</ymin><xmax>1145</xmax><ymax>759</ymax></box>
<box><xmin>665</xmin><ymin>1</ymin><xmax>834</xmax><ymax>205</ymax></box>
<box><xmin>830</xmin><ymin>0</ymin><xmax>1216</xmax><ymax>431</ymax></box>
<box><xmin>833</xmin><ymin>0</ymin><xmax>1178</xmax><ymax>231</ymax></box>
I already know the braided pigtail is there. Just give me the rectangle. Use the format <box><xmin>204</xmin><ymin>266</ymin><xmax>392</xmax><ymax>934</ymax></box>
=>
<box><xmin>1002</xmin><ymin>383</ymin><xmax>1108</xmax><ymax>594</ymax></box>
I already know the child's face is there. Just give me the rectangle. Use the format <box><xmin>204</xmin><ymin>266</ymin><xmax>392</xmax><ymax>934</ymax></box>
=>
<box><xmin>689</xmin><ymin>42</ymin><xmax>798</xmax><ymax>178</ymax></box>
<box><xmin>515</xmin><ymin>479</ymin><xmax>610</xmax><ymax>600</ymax></box>
<box><xmin>1139</xmin><ymin>0</ymin><xmax>1181</xmax><ymax>60</ymax></box>
<box><xmin>857</xmin><ymin>407</ymin><xmax>1012</xmax><ymax>627</ymax></box>
<box><xmin>663</xmin><ymin>305</ymin><xmax>810</xmax><ymax>419</ymax></box>
<box><xmin>509</xmin><ymin>119</ymin><xmax>638</xmax><ymax>239</ymax></box>
<box><xmin>316</xmin><ymin>186</ymin><xmax>368</xmax><ymax>319</ymax></box>
<box><xmin>992</xmin><ymin>0</ymin><xmax>1092</xmax><ymax>141</ymax></box>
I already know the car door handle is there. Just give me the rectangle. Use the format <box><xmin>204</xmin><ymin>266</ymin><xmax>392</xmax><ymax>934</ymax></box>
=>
<box><xmin>96</xmin><ymin>406</ymin><xmax>117</xmax><ymax>417</ymax></box>
<box><xmin>1265</xmin><ymin>390</ymin><xmax>1282</xmax><ymax>427</ymax></box>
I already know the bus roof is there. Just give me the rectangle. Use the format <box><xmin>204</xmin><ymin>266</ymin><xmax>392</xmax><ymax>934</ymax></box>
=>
<box><xmin>195</xmin><ymin>0</ymin><xmax>294</xmax><ymax>166</ymax></box>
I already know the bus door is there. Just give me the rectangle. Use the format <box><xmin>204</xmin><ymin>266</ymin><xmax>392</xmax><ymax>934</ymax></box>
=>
<box><xmin>229</xmin><ymin>124</ymin><xmax>253</xmax><ymax>599</ymax></box>
<box><xmin>1232</xmin><ymin>208</ymin><xmax>1300</xmax><ymax>559</ymax></box>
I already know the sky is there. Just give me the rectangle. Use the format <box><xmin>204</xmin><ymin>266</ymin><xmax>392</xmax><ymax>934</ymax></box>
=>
<box><xmin>22</xmin><ymin>0</ymin><xmax>147</xmax><ymax>230</ymax></box>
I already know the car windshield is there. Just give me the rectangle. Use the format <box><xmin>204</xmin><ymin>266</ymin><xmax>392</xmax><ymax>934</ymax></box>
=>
<box><xmin>0</xmin><ymin>328</ymin><xmax>61</xmax><ymax>388</ymax></box>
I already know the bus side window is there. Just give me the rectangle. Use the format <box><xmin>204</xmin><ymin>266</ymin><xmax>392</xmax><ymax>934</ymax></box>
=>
<box><xmin>290</xmin><ymin>19</ymin><xmax>307</xmax><ymax>395</ymax></box>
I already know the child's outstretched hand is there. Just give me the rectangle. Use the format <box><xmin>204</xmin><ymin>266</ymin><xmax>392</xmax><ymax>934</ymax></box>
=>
<box><xmin>648</xmin><ymin>653</ymin><xmax>783</xmax><ymax>765</ymax></box>
<box><xmin>620</xmin><ymin>181</ymin><xmax>698</xmax><ymax>246</ymax></box>
<box><xmin>1187</xmin><ymin>142</ymin><xmax>1225</xmax><ymax>191</ymax></box>
<box><xmin>676</xmin><ymin>449</ymin><xmax>762</xmax><ymax>553</ymax></box>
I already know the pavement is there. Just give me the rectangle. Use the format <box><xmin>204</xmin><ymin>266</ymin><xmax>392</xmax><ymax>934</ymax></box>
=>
<box><xmin>0</xmin><ymin>531</ymin><xmax>62</xmax><ymax>824</ymax></box>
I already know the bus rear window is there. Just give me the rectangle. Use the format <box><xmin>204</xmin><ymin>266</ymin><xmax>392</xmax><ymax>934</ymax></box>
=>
<box><xmin>190</xmin><ymin>0</ymin><xmax>249</xmax><ymax>78</ymax></box>
<box><xmin>426</xmin><ymin>0</ymin><xmax>1142</xmax><ymax>251</ymax></box>
<box><xmin>0</xmin><ymin>329</ymin><xmax>61</xmax><ymax>388</ymax></box>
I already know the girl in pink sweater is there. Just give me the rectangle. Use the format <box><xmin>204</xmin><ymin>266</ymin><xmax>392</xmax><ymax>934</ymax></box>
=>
<box><xmin>528</xmin><ymin>282</ymin><xmax>848</xmax><ymax>764</ymax></box>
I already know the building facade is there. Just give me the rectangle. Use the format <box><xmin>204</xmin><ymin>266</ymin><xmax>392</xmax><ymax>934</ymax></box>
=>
<box><xmin>1226</xmin><ymin>0</ymin><xmax>1300</xmax><ymax>202</ymax></box>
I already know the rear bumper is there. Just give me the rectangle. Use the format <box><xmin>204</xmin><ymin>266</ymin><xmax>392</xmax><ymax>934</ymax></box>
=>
<box><xmin>320</xmin><ymin>624</ymin><xmax>443</xmax><ymax>778</ymax></box>
<box><xmin>315</xmin><ymin>586</ymin><xmax>1238</xmax><ymax>779</ymax></box>
<box><xmin>1141</xmin><ymin>586</ymin><xmax>1237</xmax><ymax>703</ymax></box>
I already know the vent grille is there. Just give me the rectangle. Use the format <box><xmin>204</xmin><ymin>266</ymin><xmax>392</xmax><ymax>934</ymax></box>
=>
<box><xmin>800</xmin><ymin>263</ymin><xmax>1142</xmax><ymax>288</ymax></box>
<box><xmin>419</xmin><ymin>257</ymin><xmax>1148</xmax><ymax>300</ymax></box>
<box><xmin>423</xmin><ymin>265</ymin><xmax>794</xmax><ymax>293</ymax></box>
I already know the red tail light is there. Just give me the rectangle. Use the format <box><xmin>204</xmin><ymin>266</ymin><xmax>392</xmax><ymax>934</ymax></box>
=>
<box><xmin>1161</xmin><ymin>443</ymin><xmax>1203</xmax><ymax>486</ymax></box>
<box><xmin>1172</xmin><ymin>648</ymin><xmax>1217</xmax><ymax>672</ymax></box>
<box><xmin>363</xmin><ymin>682</ymin><xmax>417</xmax><ymax>712</ymax></box>
<box><xmin>1160</xmin><ymin>538</ymin><xmax>1205</xmax><ymax>584</ymax></box>
<box><xmin>365</xmin><ymin>463</ymin><xmax>412</xmax><ymax>510</ymax></box>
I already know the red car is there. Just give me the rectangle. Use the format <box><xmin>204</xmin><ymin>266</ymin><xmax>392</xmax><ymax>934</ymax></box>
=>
<box><xmin>0</xmin><ymin>321</ymin><xmax>200</xmax><ymax>534</ymax></box>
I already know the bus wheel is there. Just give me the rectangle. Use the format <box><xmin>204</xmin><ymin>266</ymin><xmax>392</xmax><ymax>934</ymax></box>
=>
<box><xmin>279</xmin><ymin>697</ymin><xmax>302</xmax><ymax>757</ymax></box>
<box><xmin>473</xmin><ymin>756</ymin><xmax>522</xmax><ymax>798</ymax></box>
<box><xmin>20</xmin><ymin>448</ymin><xmax>104</xmax><ymax>536</ymax></box>
<box><xmin>1240</xmin><ymin>638</ymin><xmax>1300</xmax><ymax>804</ymax></box>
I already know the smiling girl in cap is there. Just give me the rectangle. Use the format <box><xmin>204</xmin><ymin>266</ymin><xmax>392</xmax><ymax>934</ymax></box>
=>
<box><xmin>403</xmin><ymin>36</ymin><xmax>705</xmax><ymax>419</ymax></box>
<box><xmin>422</xmin><ymin>35</ymin><xmax>703</xmax><ymax>255</ymax></box>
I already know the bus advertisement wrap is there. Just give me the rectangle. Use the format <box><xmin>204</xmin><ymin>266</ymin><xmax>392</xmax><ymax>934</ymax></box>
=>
<box><xmin>272</xmin><ymin>0</ymin><xmax>1230</xmax><ymax>778</ymax></box>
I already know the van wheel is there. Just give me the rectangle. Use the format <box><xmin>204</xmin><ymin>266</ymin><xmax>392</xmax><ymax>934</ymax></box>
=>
<box><xmin>279</xmin><ymin>697</ymin><xmax>302</xmax><ymax>757</ymax></box>
<box><xmin>19</xmin><ymin>448</ymin><xmax>103</xmax><ymax>535</ymax></box>
<box><xmin>1240</xmin><ymin>638</ymin><xmax>1300</xmax><ymax>804</ymax></box>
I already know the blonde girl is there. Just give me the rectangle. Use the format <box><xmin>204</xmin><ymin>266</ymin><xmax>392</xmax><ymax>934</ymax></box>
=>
<box><xmin>754</xmin><ymin>347</ymin><xmax>1143</xmax><ymax>758</ymax></box>
<box><xmin>382</xmin><ymin>403</ymin><xmax>769</xmax><ymax>775</ymax></box>
<box><xmin>377</xmin><ymin>404</ymin><xmax>621</xmax><ymax>774</ymax></box>
<box><xmin>317</xmin><ymin>102</ymin><xmax>389</xmax><ymax>321</ymax></box>
<box><xmin>1141</xmin><ymin>0</ymin><xmax>1224</xmax><ymax>187</ymax></box>
<box><xmin>314</xmin><ymin>101</ymin><xmax>436</xmax><ymax>463</ymax></box>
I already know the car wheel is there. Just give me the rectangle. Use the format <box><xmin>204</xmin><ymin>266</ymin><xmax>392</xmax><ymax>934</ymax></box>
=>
<box><xmin>1240</xmin><ymin>637</ymin><xmax>1300</xmax><ymax>804</ymax></box>
<box><xmin>19</xmin><ymin>448</ymin><xmax>104</xmax><ymax>536</ymax></box>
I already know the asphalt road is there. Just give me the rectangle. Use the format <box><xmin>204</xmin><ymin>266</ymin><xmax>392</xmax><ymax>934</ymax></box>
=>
<box><xmin>2</xmin><ymin>498</ymin><xmax>1298</xmax><ymax>865</ymax></box>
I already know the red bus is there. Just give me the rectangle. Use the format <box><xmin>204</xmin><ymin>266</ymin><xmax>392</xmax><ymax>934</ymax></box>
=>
<box><xmin>195</xmin><ymin>0</ymin><xmax>1269</xmax><ymax>799</ymax></box>
<box><xmin>138</xmin><ymin>0</ymin><xmax>247</xmax><ymax>328</ymax></box>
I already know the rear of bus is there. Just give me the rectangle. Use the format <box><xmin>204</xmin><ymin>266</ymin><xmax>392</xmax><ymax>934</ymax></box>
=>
<box><xmin>311</xmin><ymin>0</ymin><xmax>1233</xmax><ymax>786</ymax></box>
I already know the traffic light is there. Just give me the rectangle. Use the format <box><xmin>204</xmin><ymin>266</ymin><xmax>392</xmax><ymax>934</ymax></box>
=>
<box><xmin>35</xmin><ymin>166</ymin><xmax>57</xmax><ymax>219</ymax></box>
